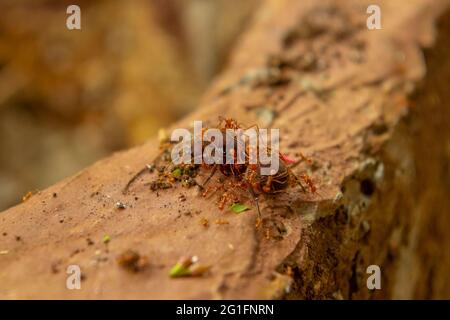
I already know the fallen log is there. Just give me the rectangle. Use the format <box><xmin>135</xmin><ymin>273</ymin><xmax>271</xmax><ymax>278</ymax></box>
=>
<box><xmin>1</xmin><ymin>0</ymin><xmax>450</xmax><ymax>299</ymax></box>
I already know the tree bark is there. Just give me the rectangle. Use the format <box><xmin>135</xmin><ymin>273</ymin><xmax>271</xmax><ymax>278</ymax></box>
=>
<box><xmin>1</xmin><ymin>0</ymin><xmax>450</xmax><ymax>299</ymax></box>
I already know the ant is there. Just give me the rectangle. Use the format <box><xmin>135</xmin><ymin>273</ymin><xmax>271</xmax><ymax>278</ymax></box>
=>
<box><xmin>198</xmin><ymin>116</ymin><xmax>249</xmax><ymax>187</ymax></box>
<box><xmin>123</xmin><ymin>117</ymin><xmax>317</xmax><ymax>221</ymax></box>
<box><xmin>197</xmin><ymin>117</ymin><xmax>317</xmax><ymax>218</ymax></box>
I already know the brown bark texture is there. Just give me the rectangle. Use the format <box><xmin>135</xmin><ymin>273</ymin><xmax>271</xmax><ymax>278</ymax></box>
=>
<box><xmin>1</xmin><ymin>0</ymin><xmax>450</xmax><ymax>299</ymax></box>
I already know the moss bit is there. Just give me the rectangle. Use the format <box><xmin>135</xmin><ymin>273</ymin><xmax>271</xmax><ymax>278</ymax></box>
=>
<box><xmin>102</xmin><ymin>235</ymin><xmax>111</xmax><ymax>244</ymax></box>
<box><xmin>172</xmin><ymin>168</ymin><xmax>182</xmax><ymax>178</ymax></box>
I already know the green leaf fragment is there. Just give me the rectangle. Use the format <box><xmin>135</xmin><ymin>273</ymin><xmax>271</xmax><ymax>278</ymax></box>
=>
<box><xmin>172</xmin><ymin>168</ymin><xmax>182</xmax><ymax>178</ymax></box>
<box><xmin>102</xmin><ymin>235</ymin><xmax>111</xmax><ymax>244</ymax></box>
<box><xmin>230</xmin><ymin>203</ymin><xmax>249</xmax><ymax>213</ymax></box>
<box><xmin>170</xmin><ymin>263</ymin><xmax>191</xmax><ymax>278</ymax></box>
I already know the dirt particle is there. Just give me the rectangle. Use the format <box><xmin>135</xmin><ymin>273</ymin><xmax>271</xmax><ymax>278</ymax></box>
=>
<box><xmin>148</xmin><ymin>179</ymin><xmax>172</xmax><ymax>191</ymax></box>
<box><xmin>332</xmin><ymin>290</ymin><xmax>344</xmax><ymax>300</ymax></box>
<box><xmin>215</xmin><ymin>219</ymin><xmax>230</xmax><ymax>225</ymax></box>
<box><xmin>360</xmin><ymin>179</ymin><xmax>375</xmax><ymax>196</ymax></box>
<box><xmin>115</xmin><ymin>201</ymin><xmax>127</xmax><ymax>210</ymax></box>
<box><xmin>371</xmin><ymin>121</ymin><xmax>389</xmax><ymax>135</ymax></box>
<box><xmin>117</xmin><ymin>250</ymin><xmax>149</xmax><ymax>272</ymax></box>
<box><xmin>360</xmin><ymin>220</ymin><xmax>371</xmax><ymax>239</ymax></box>
<box><xmin>50</xmin><ymin>261</ymin><xmax>61</xmax><ymax>274</ymax></box>
<box><xmin>200</xmin><ymin>217</ymin><xmax>209</xmax><ymax>228</ymax></box>
<box><xmin>22</xmin><ymin>191</ymin><xmax>34</xmax><ymax>202</ymax></box>
<box><xmin>70</xmin><ymin>248</ymin><xmax>81</xmax><ymax>257</ymax></box>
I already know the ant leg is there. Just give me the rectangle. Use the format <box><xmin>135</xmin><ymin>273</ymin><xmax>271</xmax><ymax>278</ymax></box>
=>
<box><xmin>123</xmin><ymin>164</ymin><xmax>153</xmax><ymax>195</ymax></box>
<box><xmin>245</xmin><ymin>124</ymin><xmax>260</xmax><ymax>131</ymax></box>
<box><xmin>218</xmin><ymin>192</ymin><xmax>230</xmax><ymax>210</ymax></box>
<box><xmin>285</xmin><ymin>152</ymin><xmax>312</xmax><ymax>169</ymax></box>
<box><xmin>202</xmin><ymin>184</ymin><xmax>223</xmax><ymax>198</ymax></box>
<box><xmin>296</xmin><ymin>176</ymin><xmax>307</xmax><ymax>192</ymax></box>
<box><xmin>201</xmin><ymin>165</ymin><xmax>218</xmax><ymax>188</ymax></box>
<box><xmin>300</xmin><ymin>174</ymin><xmax>318</xmax><ymax>194</ymax></box>
<box><xmin>122</xmin><ymin>150</ymin><xmax>166</xmax><ymax>194</ymax></box>
<box><xmin>287</xmin><ymin>167</ymin><xmax>307</xmax><ymax>192</ymax></box>
<box><xmin>278</xmin><ymin>90</ymin><xmax>303</xmax><ymax>113</ymax></box>
<box><xmin>247</xmin><ymin>187</ymin><xmax>261</xmax><ymax>219</ymax></box>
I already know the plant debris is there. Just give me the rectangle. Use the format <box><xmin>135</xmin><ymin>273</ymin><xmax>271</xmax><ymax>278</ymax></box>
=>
<box><xmin>143</xmin><ymin>162</ymin><xmax>200</xmax><ymax>192</ymax></box>
<box><xmin>117</xmin><ymin>250</ymin><xmax>149</xmax><ymax>272</ymax></box>
<box><xmin>22</xmin><ymin>191</ymin><xmax>34</xmax><ymax>202</ymax></box>
<box><xmin>148</xmin><ymin>179</ymin><xmax>173</xmax><ymax>191</ymax></box>
<box><xmin>102</xmin><ymin>235</ymin><xmax>111</xmax><ymax>244</ymax></box>
<box><xmin>169</xmin><ymin>256</ymin><xmax>210</xmax><ymax>278</ymax></box>
<box><xmin>158</xmin><ymin>128</ymin><xmax>169</xmax><ymax>144</ymax></box>
<box><xmin>172</xmin><ymin>168</ymin><xmax>182</xmax><ymax>178</ymax></box>
<box><xmin>230</xmin><ymin>203</ymin><xmax>249</xmax><ymax>214</ymax></box>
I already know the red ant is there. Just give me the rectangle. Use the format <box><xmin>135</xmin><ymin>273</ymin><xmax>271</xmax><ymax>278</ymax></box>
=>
<box><xmin>198</xmin><ymin>117</ymin><xmax>316</xmax><ymax>219</ymax></box>
<box><xmin>123</xmin><ymin>117</ymin><xmax>317</xmax><ymax>221</ymax></box>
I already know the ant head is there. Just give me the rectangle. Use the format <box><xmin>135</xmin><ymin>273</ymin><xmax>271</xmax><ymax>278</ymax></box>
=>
<box><xmin>218</xmin><ymin>116</ymin><xmax>239</xmax><ymax>129</ymax></box>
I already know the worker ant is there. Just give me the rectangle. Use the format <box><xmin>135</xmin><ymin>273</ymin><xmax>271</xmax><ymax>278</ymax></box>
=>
<box><xmin>189</xmin><ymin>117</ymin><xmax>317</xmax><ymax>218</ymax></box>
<box><xmin>123</xmin><ymin>117</ymin><xmax>317</xmax><ymax>220</ymax></box>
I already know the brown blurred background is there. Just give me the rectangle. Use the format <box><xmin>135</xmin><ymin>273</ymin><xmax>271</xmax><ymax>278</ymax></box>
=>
<box><xmin>0</xmin><ymin>0</ymin><xmax>259</xmax><ymax>211</ymax></box>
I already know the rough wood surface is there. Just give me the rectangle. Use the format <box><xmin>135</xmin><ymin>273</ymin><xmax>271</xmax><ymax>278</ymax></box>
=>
<box><xmin>1</xmin><ymin>0</ymin><xmax>450</xmax><ymax>299</ymax></box>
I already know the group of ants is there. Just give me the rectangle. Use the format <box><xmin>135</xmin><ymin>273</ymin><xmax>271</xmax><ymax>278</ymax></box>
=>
<box><xmin>124</xmin><ymin>117</ymin><xmax>317</xmax><ymax>222</ymax></box>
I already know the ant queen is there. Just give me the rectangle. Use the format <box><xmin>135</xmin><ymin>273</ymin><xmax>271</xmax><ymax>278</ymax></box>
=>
<box><xmin>123</xmin><ymin>117</ymin><xmax>317</xmax><ymax>221</ymax></box>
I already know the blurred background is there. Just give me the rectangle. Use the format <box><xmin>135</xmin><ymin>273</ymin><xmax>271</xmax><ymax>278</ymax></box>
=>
<box><xmin>0</xmin><ymin>0</ymin><xmax>260</xmax><ymax>211</ymax></box>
